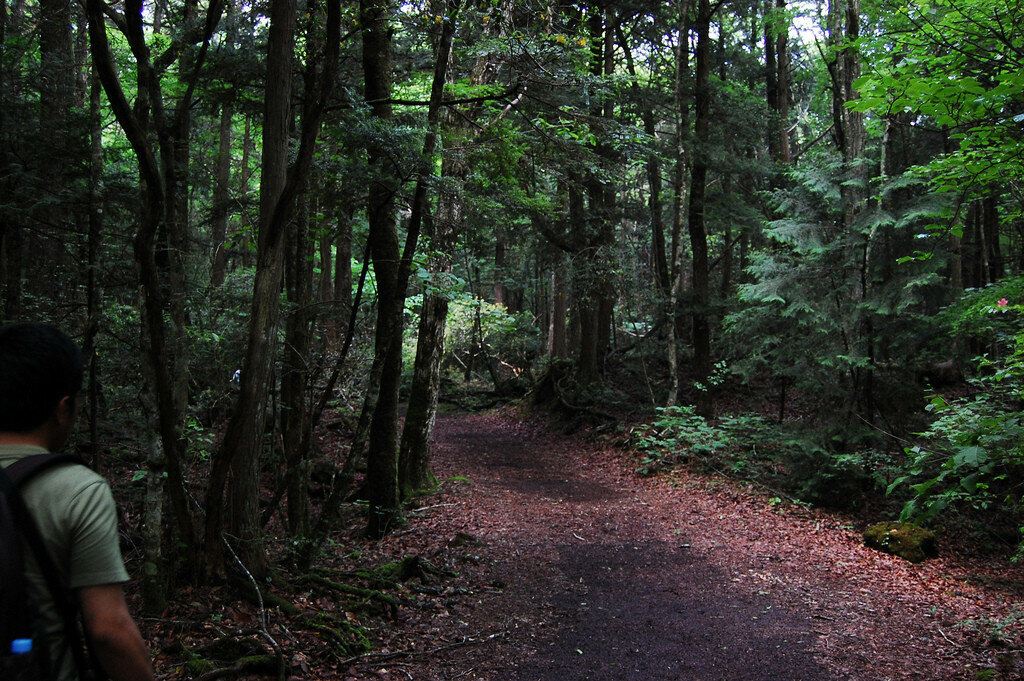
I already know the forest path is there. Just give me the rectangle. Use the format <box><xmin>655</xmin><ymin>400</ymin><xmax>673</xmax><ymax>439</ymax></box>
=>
<box><xmin>378</xmin><ymin>410</ymin><xmax>1018</xmax><ymax>681</ymax></box>
<box><xmin>428</xmin><ymin>411</ymin><xmax>828</xmax><ymax>681</ymax></box>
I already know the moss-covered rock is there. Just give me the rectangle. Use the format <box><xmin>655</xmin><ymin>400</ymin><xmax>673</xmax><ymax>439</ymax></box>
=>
<box><xmin>863</xmin><ymin>522</ymin><xmax>937</xmax><ymax>563</ymax></box>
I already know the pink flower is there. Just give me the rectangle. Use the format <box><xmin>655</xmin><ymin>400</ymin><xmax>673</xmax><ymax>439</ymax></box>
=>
<box><xmin>997</xmin><ymin>298</ymin><xmax>1009</xmax><ymax>307</ymax></box>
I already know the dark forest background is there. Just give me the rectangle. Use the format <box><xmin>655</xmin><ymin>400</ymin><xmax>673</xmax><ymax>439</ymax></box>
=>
<box><xmin>2</xmin><ymin>0</ymin><xmax>1023</xmax><ymax>617</ymax></box>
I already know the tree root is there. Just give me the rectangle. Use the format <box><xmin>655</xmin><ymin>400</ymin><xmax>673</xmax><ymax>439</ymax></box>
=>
<box><xmin>303</xmin><ymin>614</ymin><xmax>372</xmax><ymax>656</ymax></box>
<box><xmin>190</xmin><ymin>654</ymin><xmax>283</xmax><ymax>681</ymax></box>
<box><xmin>302</xmin><ymin>573</ymin><xmax>400</xmax><ymax>618</ymax></box>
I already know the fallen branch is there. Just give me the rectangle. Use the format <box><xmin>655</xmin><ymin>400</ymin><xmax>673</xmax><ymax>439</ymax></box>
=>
<box><xmin>339</xmin><ymin>629</ymin><xmax>508</xmax><ymax>668</ymax></box>
<box><xmin>191</xmin><ymin>654</ymin><xmax>281</xmax><ymax>681</ymax></box>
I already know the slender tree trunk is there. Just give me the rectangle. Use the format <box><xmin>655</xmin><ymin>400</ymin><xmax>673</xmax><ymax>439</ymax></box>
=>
<box><xmin>668</xmin><ymin>0</ymin><xmax>693</xmax><ymax>402</ymax></box>
<box><xmin>647</xmin><ymin>114</ymin><xmax>670</xmax><ymax>296</ymax></box>
<box><xmin>776</xmin><ymin>0</ymin><xmax>791</xmax><ymax>162</ymax></box>
<box><xmin>0</xmin><ymin>0</ymin><xmax>15</xmax><ymax>319</ymax></box>
<box><xmin>282</xmin><ymin>197</ymin><xmax>315</xmax><ymax>535</ymax></box>
<box><xmin>84</xmin><ymin>73</ymin><xmax>104</xmax><ymax>460</ymax></box>
<box><xmin>827</xmin><ymin>0</ymin><xmax>871</xmax><ymax>419</ymax></box>
<box><xmin>764</xmin><ymin>0</ymin><xmax>779</xmax><ymax>161</ymax></box>
<box><xmin>209</xmin><ymin>0</ymin><xmax>341</xmax><ymax>569</ymax></box>
<box><xmin>688</xmin><ymin>0</ymin><xmax>714</xmax><ymax>418</ymax></box>
<box><xmin>211</xmin><ymin>99</ymin><xmax>233</xmax><ymax>288</ymax></box>
<box><xmin>240</xmin><ymin>115</ymin><xmax>254</xmax><ymax>270</ymax></box>
<box><xmin>361</xmin><ymin>0</ymin><xmax>403</xmax><ymax>537</ymax></box>
<box><xmin>39</xmin><ymin>0</ymin><xmax>74</xmax><ymax>155</ymax></box>
<box><xmin>398</xmin><ymin>0</ymin><xmax>461</xmax><ymax>498</ymax></box>
<box><xmin>548</xmin><ymin>255</ymin><xmax>568</xmax><ymax>359</ymax></box>
<box><xmin>212</xmin><ymin>0</ymin><xmax>297</xmax><ymax>578</ymax></box>
<box><xmin>87</xmin><ymin>0</ymin><xmax>212</xmax><ymax>572</ymax></box>
<box><xmin>334</xmin><ymin>207</ymin><xmax>354</xmax><ymax>339</ymax></box>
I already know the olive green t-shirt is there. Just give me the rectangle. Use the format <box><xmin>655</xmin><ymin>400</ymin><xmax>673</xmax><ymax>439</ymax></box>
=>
<box><xmin>1</xmin><ymin>444</ymin><xmax>129</xmax><ymax>681</ymax></box>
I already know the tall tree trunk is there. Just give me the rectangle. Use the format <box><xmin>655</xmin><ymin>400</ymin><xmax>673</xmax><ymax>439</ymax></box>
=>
<box><xmin>86</xmin><ymin>0</ymin><xmax>222</xmax><ymax>573</ymax></box>
<box><xmin>39</xmin><ymin>0</ymin><xmax>74</xmax><ymax>157</ymax></box>
<box><xmin>668</xmin><ymin>0</ymin><xmax>692</xmax><ymax>404</ymax></box>
<box><xmin>282</xmin><ymin>198</ymin><xmax>315</xmax><ymax>535</ymax></box>
<box><xmin>240</xmin><ymin>115</ymin><xmax>254</xmax><ymax>270</ymax></box>
<box><xmin>211</xmin><ymin>99</ymin><xmax>233</xmax><ymax>288</ymax></box>
<box><xmin>361</xmin><ymin>0</ymin><xmax>403</xmax><ymax>537</ymax></box>
<box><xmin>765</xmin><ymin>0</ymin><xmax>791</xmax><ymax>164</ymax></box>
<box><xmin>333</xmin><ymin>207</ymin><xmax>354</xmax><ymax>339</ymax></box>
<box><xmin>36</xmin><ymin>0</ymin><xmax>76</xmax><ymax>302</ymax></box>
<box><xmin>775</xmin><ymin>0</ymin><xmax>791</xmax><ymax>163</ymax></box>
<box><xmin>581</xmin><ymin>7</ymin><xmax>617</xmax><ymax>384</ymax></box>
<box><xmin>616</xmin><ymin>21</ymin><xmax>669</xmax><ymax>298</ymax></box>
<box><xmin>764</xmin><ymin>0</ymin><xmax>779</xmax><ymax>161</ymax></box>
<box><xmin>688</xmin><ymin>0</ymin><xmax>714</xmax><ymax>418</ymax></box>
<box><xmin>212</xmin><ymin>0</ymin><xmax>296</xmax><ymax>578</ymax></box>
<box><xmin>827</xmin><ymin>0</ymin><xmax>870</xmax><ymax>419</ymax></box>
<box><xmin>548</xmin><ymin>254</ymin><xmax>568</xmax><ymax>359</ymax></box>
<box><xmin>398</xmin><ymin>0</ymin><xmax>461</xmax><ymax>498</ymax></box>
<box><xmin>0</xmin><ymin>0</ymin><xmax>17</xmax><ymax>320</ymax></box>
<box><xmin>209</xmin><ymin>0</ymin><xmax>341</xmax><ymax>571</ymax></box>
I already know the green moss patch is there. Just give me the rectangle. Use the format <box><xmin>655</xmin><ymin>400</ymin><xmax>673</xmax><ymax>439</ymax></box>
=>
<box><xmin>863</xmin><ymin>522</ymin><xmax>938</xmax><ymax>563</ymax></box>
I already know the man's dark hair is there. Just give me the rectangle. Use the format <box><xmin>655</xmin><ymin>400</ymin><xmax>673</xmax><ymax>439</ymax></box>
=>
<box><xmin>0</xmin><ymin>323</ymin><xmax>84</xmax><ymax>433</ymax></box>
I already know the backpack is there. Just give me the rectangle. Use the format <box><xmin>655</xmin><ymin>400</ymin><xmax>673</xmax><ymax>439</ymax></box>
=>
<box><xmin>0</xmin><ymin>453</ymin><xmax>102</xmax><ymax>681</ymax></box>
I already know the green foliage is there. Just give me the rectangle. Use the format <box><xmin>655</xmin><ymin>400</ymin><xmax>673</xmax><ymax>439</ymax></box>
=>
<box><xmin>725</xmin><ymin>156</ymin><xmax>946</xmax><ymax>427</ymax></box>
<box><xmin>891</xmin><ymin>294</ymin><xmax>1024</xmax><ymax>555</ymax></box>
<box><xmin>633</xmin><ymin>406</ymin><xmax>777</xmax><ymax>476</ymax></box>
<box><xmin>403</xmin><ymin>291</ymin><xmax>540</xmax><ymax>391</ymax></box>
<box><xmin>938</xmin><ymin>279</ymin><xmax>1024</xmax><ymax>348</ymax></box>
<box><xmin>634</xmin><ymin>406</ymin><xmax>895</xmax><ymax>508</ymax></box>
<box><xmin>958</xmin><ymin>604</ymin><xmax>1024</xmax><ymax>648</ymax></box>
<box><xmin>854</xmin><ymin>0</ymin><xmax>1024</xmax><ymax>222</ymax></box>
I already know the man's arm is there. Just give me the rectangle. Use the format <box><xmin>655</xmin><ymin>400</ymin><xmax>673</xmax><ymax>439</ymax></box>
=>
<box><xmin>78</xmin><ymin>583</ymin><xmax>155</xmax><ymax>681</ymax></box>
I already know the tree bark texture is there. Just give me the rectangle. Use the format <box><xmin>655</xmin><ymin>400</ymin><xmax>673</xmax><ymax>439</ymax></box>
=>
<box><xmin>214</xmin><ymin>0</ymin><xmax>295</xmax><ymax>577</ymax></box>
<box><xmin>87</xmin><ymin>0</ymin><xmax>228</xmax><ymax>571</ymax></box>
<box><xmin>361</xmin><ymin>0</ymin><xmax>404</xmax><ymax>537</ymax></box>
<box><xmin>211</xmin><ymin>99</ymin><xmax>233</xmax><ymax>288</ymax></box>
<box><xmin>688</xmin><ymin>0</ymin><xmax>714</xmax><ymax>418</ymax></box>
<box><xmin>282</xmin><ymin>198</ymin><xmax>315</xmax><ymax>535</ymax></box>
<box><xmin>398</xmin><ymin>0</ymin><xmax>461</xmax><ymax>498</ymax></box>
<box><xmin>207</xmin><ymin>0</ymin><xmax>341</xmax><ymax>571</ymax></box>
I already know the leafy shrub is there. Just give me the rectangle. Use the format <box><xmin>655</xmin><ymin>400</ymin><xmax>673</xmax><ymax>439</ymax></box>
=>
<box><xmin>786</xmin><ymin>443</ymin><xmax>890</xmax><ymax>508</ymax></box>
<box><xmin>633</xmin><ymin>407</ymin><xmax>894</xmax><ymax>509</ymax></box>
<box><xmin>632</xmin><ymin>406</ymin><xmax>776</xmax><ymax>477</ymax></box>
<box><xmin>891</xmin><ymin>292</ymin><xmax>1024</xmax><ymax>557</ymax></box>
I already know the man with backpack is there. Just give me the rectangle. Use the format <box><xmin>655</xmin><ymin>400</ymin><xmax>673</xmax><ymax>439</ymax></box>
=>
<box><xmin>0</xmin><ymin>322</ymin><xmax>154</xmax><ymax>681</ymax></box>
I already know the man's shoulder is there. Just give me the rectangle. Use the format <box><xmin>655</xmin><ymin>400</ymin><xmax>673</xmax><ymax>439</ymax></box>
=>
<box><xmin>34</xmin><ymin>459</ymin><xmax>107</xmax><ymax>497</ymax></box>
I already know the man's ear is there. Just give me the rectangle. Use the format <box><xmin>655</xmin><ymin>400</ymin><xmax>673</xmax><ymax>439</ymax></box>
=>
<box><xmin>56</xmin><ymin>395</ymin><xmax>77</xmax><ymax>427</ymax></box>
<box><xmin>49</xmin><ymin>395</ymin><xmax>79</xmax><ymax>449</ymax></box>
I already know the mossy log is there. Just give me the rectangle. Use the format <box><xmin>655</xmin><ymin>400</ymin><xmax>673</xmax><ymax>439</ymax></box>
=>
<box><xmin>257</xmin><ymin>586</ymin><xmax>301</xmax><ymax>617</ymax></box>
<box><xmin>863</xmin><ymin>521</ymin><xmax>937</xmax><ymax>563</ymax></box>
<box><xmin>356</xmin><ymin>554</ymin><xmax>454</xmax><ymax>586</ymax></box>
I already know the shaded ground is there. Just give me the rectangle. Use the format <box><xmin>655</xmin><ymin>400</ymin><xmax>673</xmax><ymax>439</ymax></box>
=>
<box><xmin>440</xmin><ymin>413</ymin><xmax>827</xmax><ymax>680</ymax></box>
<box><xmin>338</xmin><ymin>411</ymin><xmax>1022</xmax><ymax>680</ymax></box>
<box><xmin>145</xmin><ymin>410</ymin><xmax>1024</xmax><ymax>680</ymax></box>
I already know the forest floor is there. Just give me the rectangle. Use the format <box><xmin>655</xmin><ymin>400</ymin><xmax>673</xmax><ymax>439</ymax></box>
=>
<box><xmin>147</xmin><ymin>409</ymin><xmax>1024</xmax><ymax>680</ymax></box>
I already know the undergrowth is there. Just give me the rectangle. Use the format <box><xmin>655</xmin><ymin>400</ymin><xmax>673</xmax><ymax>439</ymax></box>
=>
<box><xmin>631</xmin><ymin>405</ymin><xmax>900</xmax><ymax>510</ymax></box>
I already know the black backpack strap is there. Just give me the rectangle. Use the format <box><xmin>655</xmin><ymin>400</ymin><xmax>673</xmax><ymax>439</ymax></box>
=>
<box><xmin>3</xmin><ymin>453</ymin><xmax>84</xmax><ymax>489</ymax></box>
<box><xmin>1</xmin><ymin>454</ymin><xmax>100</xmax><ymax>681</ymax></box>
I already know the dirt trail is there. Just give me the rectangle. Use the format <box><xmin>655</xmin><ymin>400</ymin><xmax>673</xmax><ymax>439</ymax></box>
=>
<box><xmin>426</xmin><ymin>412</ymin><xmax>830</xmax><ymax>680</ymax></box>
<box><xmin>366</xmin><ymin>411</ymin><xmax>1020</xmax><ymax>681</ymax></box>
